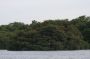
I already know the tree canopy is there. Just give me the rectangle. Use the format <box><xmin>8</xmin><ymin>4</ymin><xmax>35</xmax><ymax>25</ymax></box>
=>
<box><xmin>0</xmin><ymin>16</ymin><xmax>90</xmax><ymax>50</ymax></box>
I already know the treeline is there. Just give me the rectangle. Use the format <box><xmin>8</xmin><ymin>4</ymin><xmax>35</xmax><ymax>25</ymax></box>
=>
<box><xmin>0</xmin><ymin>16</ymin><xmax>90</xmax><ymax>50</ymax></box>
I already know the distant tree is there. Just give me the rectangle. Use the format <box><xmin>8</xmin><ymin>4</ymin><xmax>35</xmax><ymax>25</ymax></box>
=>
<box><xmin>0</xmin><ymin>16</ymin><xmax>90</xmax><ymax>50</ymax></box>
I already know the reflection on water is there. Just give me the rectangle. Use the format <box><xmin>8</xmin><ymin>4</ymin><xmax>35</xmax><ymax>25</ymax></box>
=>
<box><xmin>0</xmin><ymin>50</ymin><xmax>90</xmax><ymax>59</ymax></box>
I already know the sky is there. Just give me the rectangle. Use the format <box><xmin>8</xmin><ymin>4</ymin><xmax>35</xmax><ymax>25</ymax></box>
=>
<box><xmin>0</xmin><ymin>0</ymin><xmax>90</xmax><ymax>25</ymax></box>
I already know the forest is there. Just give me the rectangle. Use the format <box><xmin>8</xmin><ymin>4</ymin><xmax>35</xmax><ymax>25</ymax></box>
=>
<box><xmin>0</xmin><ymin>16</ymin><xmax>90</xmax><ymax>51</ymax></box>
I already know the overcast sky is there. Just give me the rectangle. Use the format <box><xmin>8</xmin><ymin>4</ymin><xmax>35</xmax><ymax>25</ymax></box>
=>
<box><xmin>0</xmin><ymin>0</ymin><xmax>90</xmax><ymax>25</ymax></box>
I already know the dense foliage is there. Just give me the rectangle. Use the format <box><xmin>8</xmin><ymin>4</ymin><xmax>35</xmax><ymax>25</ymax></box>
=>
<box><xmin>0</xmin><ymin>16</ymin><xmax>90</xmax><ymax>50</ymax></box>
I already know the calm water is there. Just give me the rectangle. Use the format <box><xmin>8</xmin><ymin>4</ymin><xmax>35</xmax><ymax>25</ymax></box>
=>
<box><xmin>0</xmin><ymin>50</ymin><xmax>90</xmax><ymax>59</ymax></box>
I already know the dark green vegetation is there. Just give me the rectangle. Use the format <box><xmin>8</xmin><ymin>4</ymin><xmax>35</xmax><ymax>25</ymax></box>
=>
<box><xmin>0</xmin><ymin>16</ymin><xmax>90</xmax><ymax>50</ymax></box>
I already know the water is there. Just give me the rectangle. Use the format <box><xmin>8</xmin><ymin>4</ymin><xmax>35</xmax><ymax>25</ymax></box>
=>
<box><xmin>0</xmin><ymin>50</ymin><xmax>90</xmax><ymax>59</ymax></box>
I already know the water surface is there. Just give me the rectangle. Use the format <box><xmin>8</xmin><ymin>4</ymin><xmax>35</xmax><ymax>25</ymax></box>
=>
<box><xmin>0</xmin><ymin>50</ymin><xmax>90</xmax><ymax>59</ymax></box>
